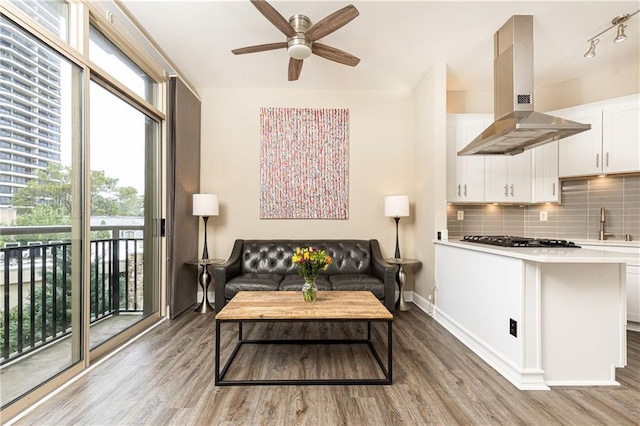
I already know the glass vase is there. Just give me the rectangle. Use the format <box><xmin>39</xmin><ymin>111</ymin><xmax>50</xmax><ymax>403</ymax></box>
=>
<box><xmin>302</xmin><ymin>277</ymin><xmax>318</xmax><ymax>302</ymax></box>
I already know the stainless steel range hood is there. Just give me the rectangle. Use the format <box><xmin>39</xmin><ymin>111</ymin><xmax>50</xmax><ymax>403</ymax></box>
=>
<box><xmin>458</xmin><ymin>15</ymin><xmax>590</xmax><ymax>156</ymax></box>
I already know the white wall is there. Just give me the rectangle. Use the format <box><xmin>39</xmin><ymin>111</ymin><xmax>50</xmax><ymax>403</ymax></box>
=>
<box><xmin>198</xmin><ymin>88</ymin><xmax>416</xmax><ymax>264</ymax></box>
<box><xmin>447</xmin><ymin>61</ymin><xmax>639</xmax><ymax>114</ymax></box>
<box><xmin>413</xmin><ymin>63</ymin><xmax>448</xmax><ymax>300</ymax></box>
<box><xmin>536</xmin><ymin>62</ymin><xmax>639</xmax><ymax>111</ymax></box>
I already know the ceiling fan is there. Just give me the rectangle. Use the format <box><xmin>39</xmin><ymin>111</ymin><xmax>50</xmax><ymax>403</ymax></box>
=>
<box><xmin>232</xmin><ymin>0</ymin><xmax>360</xmax><ymax>81</ymax></box>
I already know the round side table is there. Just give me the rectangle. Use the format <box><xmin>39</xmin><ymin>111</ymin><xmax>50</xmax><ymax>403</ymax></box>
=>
<box><xmin>186</xmin><ymin>258</ymin><xmax>224</xmax><ymax>313</ymax></box>
<box><xmin>385</xmin><ymin>258</ymin><xmax>421</xmax><ymax>311</ymax></box>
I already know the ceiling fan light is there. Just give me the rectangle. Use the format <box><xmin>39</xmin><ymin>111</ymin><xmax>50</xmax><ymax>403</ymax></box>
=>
<box><xmin>288</xmin><ymin>44</ymin><xmax>312</xmax><ymax>60</ymax></box>
<box><xmin>613</xmin><ymin>24</ymin><xmax>627</xmax><ymax>43</ymax></box>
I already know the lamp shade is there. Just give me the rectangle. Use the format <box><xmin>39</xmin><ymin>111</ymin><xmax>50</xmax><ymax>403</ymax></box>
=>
<box><xmin>384</xmin><ymin>195</ymin><xmax>409</xmax><ymax>217</ymax></box>
<box><xmin>193</xmin><ymin>194</ymin><xmax>219</xmax><ymax>217</ymax></box>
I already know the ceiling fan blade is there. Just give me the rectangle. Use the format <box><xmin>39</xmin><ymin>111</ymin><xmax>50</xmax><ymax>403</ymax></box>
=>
<box><xmin>288</xmin><ymin>58</ymin><xmax>303</xmax><ymax>81</ymax></box>
<box><xmin>312</xmin><ymin>43</ymin><xmax>360</xmax><ymax>67</ymax></box>
<box><xmin>232</xmin><ymin>42</ymin><xmax>287</xmax><ymax>55</ymax></box>
<box><xmin>250</xmin><ymin>0</ymin><xmax>296</xmax><ymax>37</ymax></box>
<box><xmin>305</xmin><ymin>5</ymin><xmax>359</xmax><ymax>42</ymax></box>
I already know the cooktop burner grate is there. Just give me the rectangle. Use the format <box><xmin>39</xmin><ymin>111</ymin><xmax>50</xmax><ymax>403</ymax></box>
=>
<box><xmin>462</xmin><ymin>235</ymin><xmax>581</xmax><ymax>248</ymax></box>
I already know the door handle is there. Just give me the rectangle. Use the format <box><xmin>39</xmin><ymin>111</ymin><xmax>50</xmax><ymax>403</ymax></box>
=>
<box><xmin>504</xmin><ymin>185</ymin><xmax>508</xmax><ymax>196</ymax></box>
<box><xmin>457</xmin><ymin>184</ymin><xmax>461</xmax><ymax>196</ymax></box>
<box><xmin>552</xmin><ymin>182</ymin><xmax>556</xmax><ymax>196</ymax></box>
<box><xmin>596</xmin><ymin>153</ymin><xmax>600</xmax><ymax>168</ymax></box>
<box><xmin>463</xmin><ymin>184</ymin><xmax>467</xmax><ymax>197</ymax></box>
<box><xmin>606</xmin><ymin>152</ymin><xmax>609</xmax><ymax>168</ymax></box>
<box><xmin>510</xmin><ymin>184</ymin><xmax>514</xmax><ymax>197</ymax></box>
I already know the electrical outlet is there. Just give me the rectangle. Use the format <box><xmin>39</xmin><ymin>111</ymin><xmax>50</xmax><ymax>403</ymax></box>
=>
<box><xmin>510</xmin><ymin>319</ymin><xmax>518</xmax><ymax>337</ymax></box>
<box><xmin>539</xmin><ymin>211</ymin><xmax>548</xmax><ymax>221</ymax></box>
<box><xmin>457</xmin><ymin>211</ymin><xmax>464</xmax><ymax>220</ymax></box>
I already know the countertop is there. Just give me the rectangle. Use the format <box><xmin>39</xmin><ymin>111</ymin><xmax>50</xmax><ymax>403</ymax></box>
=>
<box><xmin>434</xmin><ymin>239</ymin><xmax>640</xmax><ymax>264</ymax></box>
<box><xmin>574</xmin><ymin>239</ymin><xmax>640</xmax><ymax>248</ymax></box>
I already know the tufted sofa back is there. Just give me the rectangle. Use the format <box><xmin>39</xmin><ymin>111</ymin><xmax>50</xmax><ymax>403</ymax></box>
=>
<box><xmin>241</xmin><ymin>240</ymin><xmax>372</xmax><ymax>276</ymax></box>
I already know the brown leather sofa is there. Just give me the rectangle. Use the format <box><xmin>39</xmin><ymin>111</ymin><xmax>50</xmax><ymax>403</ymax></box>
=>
<box><xmin>213</xmin><ymin>239</ymin><xmax>397</xmax><ymax>313</ymax></box>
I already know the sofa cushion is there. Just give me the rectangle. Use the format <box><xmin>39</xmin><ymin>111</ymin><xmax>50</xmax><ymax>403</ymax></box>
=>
<box><xmin>329</xmin><ymin>274</ymin><xmax>386</xmax><ymax>299</ymax></box>
<box><xmin>225</xmin><ymin>273</ymin><xmax>282</xmax><ymax>299</ymax></box>
<box><xmin>324</xmin><ymin>242</ymin><xmax>372</xmax><ymax>275</ymax></box>
<box><xmin>241</xmin><ymin>242</ymin><xmax>296</xmax><ymax>275</ymax></box>
<box><xmin>279</xmin><ymin>274</ymin><xmax>332</xmax><ymax>291</ymax></box>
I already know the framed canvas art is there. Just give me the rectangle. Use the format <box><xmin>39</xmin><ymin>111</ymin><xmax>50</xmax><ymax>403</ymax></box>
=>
<box><xmin>260</xmin><ymin>107</ymin><xmax>349</xmax><ymax>219</ymax></box>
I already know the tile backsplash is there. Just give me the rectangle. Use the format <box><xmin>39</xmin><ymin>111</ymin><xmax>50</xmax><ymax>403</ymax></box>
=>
<box><xmin>447</xmin><ymin>175</ymin><xmax>640</xmax><ymax>241</ymax></box>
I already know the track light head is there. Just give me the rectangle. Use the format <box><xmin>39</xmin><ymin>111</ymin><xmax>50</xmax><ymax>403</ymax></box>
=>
<box><xmin>584</xmin><ymin>39</ymin><xmax>598</xmax><ymax>58</ymax></box>
<box><xmin>614</xmin><ymin>23</ymin><xmax>627</xmax><ymax>43</ymax></box>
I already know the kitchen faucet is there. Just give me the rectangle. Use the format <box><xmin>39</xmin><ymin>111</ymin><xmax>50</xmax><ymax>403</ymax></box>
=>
<box><xmin>599</xmin><ymin>207</ymin><xmax>613</xmax><ymax>240</ymax></box>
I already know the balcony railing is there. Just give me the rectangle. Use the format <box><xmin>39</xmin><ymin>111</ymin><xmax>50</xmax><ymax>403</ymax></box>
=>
<box><xmin>0</xmin><ymin>224</ymin><xmax>144</xmax><ymax>365</ymax></box>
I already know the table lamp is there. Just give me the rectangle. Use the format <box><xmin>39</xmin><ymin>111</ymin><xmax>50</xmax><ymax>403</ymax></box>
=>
<box><xmin>384</xmin><ymin>195</ymin><xmax>409</xmax><ymax>259</ymax></box>
<box><xmin>193</xmin><ymin>193</ymin><xmax>219</xmax><ymax>259</ymax></box>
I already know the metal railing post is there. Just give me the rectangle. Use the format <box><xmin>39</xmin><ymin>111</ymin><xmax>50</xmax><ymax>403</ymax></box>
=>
<box><xmin>112</xmin><ymin>235</ymin><xmax>120</xmax><ymax>314</ymax></box>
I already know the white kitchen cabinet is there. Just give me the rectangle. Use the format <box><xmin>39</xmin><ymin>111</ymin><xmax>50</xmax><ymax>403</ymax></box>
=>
<box><xmin>446</xmin><ymin>115</ymin><xmax>491</xmax><ymax>202</ymax></box>
<box><xmin>557</xmin><ymin>94</ymin><xmax>640</xmax><ymax>178</ymax></box>
<box><xmin>602</xmin><ymin>96</ymin><xmax>640</xmax><ymax>174</ymax></box>
<box><xmin>531</xmin><ymin>141</ymin><xmax>559</xmax><ymax>203</ymax></box>
<box><xmin>485</xmin><ymin>151</ymin><xmax>532</xmax><ymax>203</ymax></box>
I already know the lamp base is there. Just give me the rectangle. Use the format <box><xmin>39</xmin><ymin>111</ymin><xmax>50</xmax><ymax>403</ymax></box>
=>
<box><xmin>394</xmin><ymin>217</ymin><xmax>401</xmax><ymax>259</ymax></box>
<box><xmin>201</xmin><ymin>216</ymin><xmax>209</xmax><ymax>260</ymax></box>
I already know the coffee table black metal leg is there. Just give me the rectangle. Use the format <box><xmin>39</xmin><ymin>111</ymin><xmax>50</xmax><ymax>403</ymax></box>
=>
<box><xmin>388</xmin><ymin>320</ymin><xmax>393</xmax><ymax>383</ymax></box>
<box><xmin>215</xmin><ymin>320</ymin><xmax>221</xmax><ymax>384</ymax></box>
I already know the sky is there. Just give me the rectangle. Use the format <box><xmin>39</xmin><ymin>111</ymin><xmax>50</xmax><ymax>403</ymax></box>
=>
<box><xmin>60</xmin><ymin>34</ymin><xmax>152</xmax><ymax>195</ymax></box>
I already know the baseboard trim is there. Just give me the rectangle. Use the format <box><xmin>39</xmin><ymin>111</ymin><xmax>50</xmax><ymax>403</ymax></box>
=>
<box><xmin>411</xmin><ymin>291</ymin><xmax>433</xmax><ymax>316</ymax></box>
<box><xmin>546</xmin><ymin>380</ymin><xmax>620</xmax><ymax>387</ymax></box>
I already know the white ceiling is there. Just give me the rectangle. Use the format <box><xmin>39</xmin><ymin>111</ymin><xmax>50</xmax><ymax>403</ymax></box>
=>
<box><xmin>120</xmin><ymin>0</ymin><xmax>640</xmax><ymax>92</ymax></box>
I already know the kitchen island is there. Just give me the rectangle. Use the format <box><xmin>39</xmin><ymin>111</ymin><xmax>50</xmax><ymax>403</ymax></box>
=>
<box><xmin>434</xmin><ymin>240</ymin><xmax>637</xmax><ymax>390</ymax></box>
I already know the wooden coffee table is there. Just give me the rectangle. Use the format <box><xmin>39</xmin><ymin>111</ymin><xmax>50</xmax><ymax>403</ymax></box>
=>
<box><xmin>215</xmin><ymin>291</ymin><xmax>393</xmax><ymax>386</ymax></box>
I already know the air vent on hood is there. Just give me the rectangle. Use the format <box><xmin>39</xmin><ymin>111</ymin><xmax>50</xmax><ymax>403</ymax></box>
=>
<box><xmin>458</xmin><ymin>15</ymin><xmax>591</xmax><ymax>156</ymax></box>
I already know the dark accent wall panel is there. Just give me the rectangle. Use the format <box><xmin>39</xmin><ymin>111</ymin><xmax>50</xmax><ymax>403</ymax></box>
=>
<box><xmin>167</xmin><ymin>77</ymin><xmax>200</xmax><ymax>318</ymax></box>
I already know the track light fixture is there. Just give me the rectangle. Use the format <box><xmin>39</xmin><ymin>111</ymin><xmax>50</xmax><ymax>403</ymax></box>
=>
<box><xmin>584</xmin><ymin>10</ymin><xmax>639</xmax><ymax>58</ymax></box>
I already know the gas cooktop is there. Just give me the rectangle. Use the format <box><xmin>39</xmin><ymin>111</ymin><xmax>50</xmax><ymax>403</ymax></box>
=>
<box><xmin>462</xmin><ymin>235</ymin><xmax>581</xmax><ymax>248</ymax></box>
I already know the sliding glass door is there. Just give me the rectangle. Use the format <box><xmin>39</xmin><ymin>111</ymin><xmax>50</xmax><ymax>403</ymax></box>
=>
<box><xmin>88</xmin><ymin>81</ymin><xmax>160</xmax><ymax>351</ymax></box>
<box><xmin>0</xmin><ymin>13</ymin><xmax>84</xmax><ymax>406</ymax></box>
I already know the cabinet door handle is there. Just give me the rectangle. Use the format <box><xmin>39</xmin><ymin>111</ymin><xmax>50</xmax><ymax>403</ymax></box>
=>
<box><xmin>552</xmin><ymin>182</ymin><xmax>556</xmax><ymax>196</ymax></box>
<box><xmin>463</xmin><ymin>184</ymin><xmax>467</xmax><ymax>196</ymax></box>
<box><xmin>504</xmin><ymin>184</ymin><xmax>508</xmax><ymax>196</ymax></box>
<box><xmin>606</xmin><ymin>152</ymin><xmax>609</xmax><ymax>167</ymax></box>
<box><xmin>596</xmin><ymin>153</ymin><xmax>600</xmax><ymax>168</ymax></box>
<box><xmin>457</xmin><ymin>184</ymin><xmax>461</xmax><ymax>196</ymax></box>
<box><xmin>510</xmin><ymin>184</ymin><xmax>514</xmax><ymax>197</ymax></box>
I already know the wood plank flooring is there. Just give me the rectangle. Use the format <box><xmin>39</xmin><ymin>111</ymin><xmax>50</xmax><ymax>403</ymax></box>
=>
<box><xmin>12</xmin><ymin>304</ymin><xmax>640</xmax><ymax>425</ymax></box>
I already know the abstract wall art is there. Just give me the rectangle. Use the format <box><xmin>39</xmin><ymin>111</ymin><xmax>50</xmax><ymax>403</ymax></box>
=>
<box><xmin>260</xmin><ymin>107</ymin><xmax>349</xmax><ymax>219</ymax></box>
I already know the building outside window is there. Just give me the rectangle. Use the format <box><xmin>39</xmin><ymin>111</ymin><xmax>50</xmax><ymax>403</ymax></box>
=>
<box><xmin>0</xmin><ymin>3</ymin><xmax>64</xmax><ymax>212</ymax></box>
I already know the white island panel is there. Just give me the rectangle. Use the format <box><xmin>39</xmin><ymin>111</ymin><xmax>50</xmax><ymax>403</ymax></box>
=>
<box><xmin>436</xmin><ymin>245</ymin><xmax>523</xmax><ymax>369</ymax></box>
<box><xmin>435</xmin><ymin>241</ymin><xmax>627</xmax><ymax>390</ymax></box>
<box><xmin>540</xmin><ymin>263</ymin><xmax>625</xmax><ymax>385</ymax></box>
